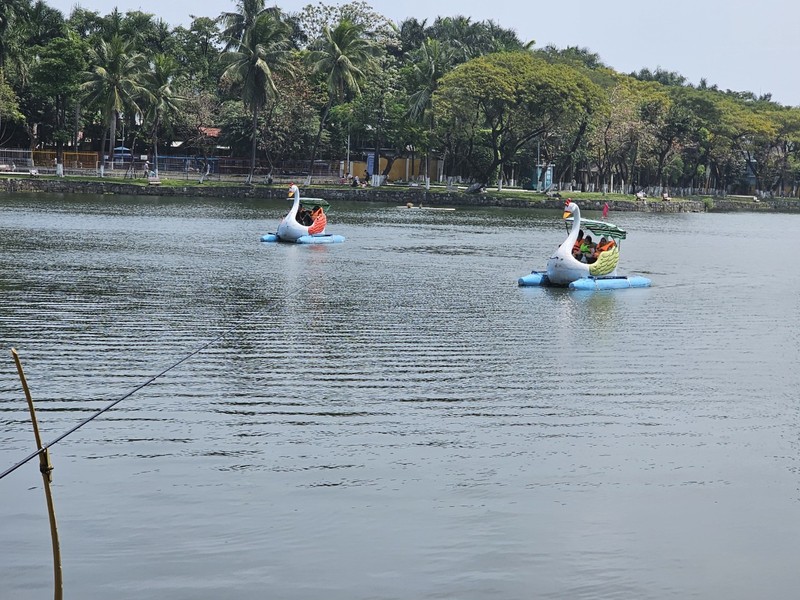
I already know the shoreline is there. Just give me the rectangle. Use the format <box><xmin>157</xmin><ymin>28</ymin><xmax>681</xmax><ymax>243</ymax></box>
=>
<box><xmin>3</xmin><ymin>176</ymin><xmax>798</xmax><ymax>213</ymax></box>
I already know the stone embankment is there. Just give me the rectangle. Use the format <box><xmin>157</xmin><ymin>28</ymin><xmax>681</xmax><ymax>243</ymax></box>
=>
<box><xmin>4</xmin><ymin>176</ymin><xmax>800</xmax><ymax>212</ymax></box>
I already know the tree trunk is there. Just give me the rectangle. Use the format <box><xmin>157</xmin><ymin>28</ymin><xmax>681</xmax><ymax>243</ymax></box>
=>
<box><xmin>55</xmin><ymin>95</ymin><xmax>64</xmax><ymax>177</ymax></box>
<box><xmin>307</xmin><ymin>97</ymin><xmax>332</xmax><ymax>186</ymax></box>
<box><xmin>99</xmin><ymin>126</ymin><xmax>108</xmax><ymax>177</ymax></box>
<box><xmin>373</xmin><ymin>124</ymin><xmax>380</xmax><ymax>187</ymax></box>
<box><xmin>248</xmin><ymin>104</ymin><xmax>258</xmax><ymax>184</ymax></box>
<box><xmin>382</xmin><ymin>155</ymin><xmax>396</xmax><ymax>178</ymax></box>
<box><xmin>73</xmin><ymin>101</ymin><xmax>81</xmax><ymax>150</ymax></box>
<box><xmin>152</xmin><ymin>114</ymin><xmax>160</xmax><ymax>177</ymax></box>
<box><xmin>108</xmin><ymin>110</ymin><xmax>117</xmax><ymax>171</ymax></box>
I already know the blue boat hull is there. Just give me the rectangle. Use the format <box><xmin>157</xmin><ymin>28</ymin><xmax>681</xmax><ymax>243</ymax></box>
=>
<box><xmin>261</xmin><ymin>233</ymin><xmax>345</xmax><ymax>244</ymax></box>
<box><xmin>517</xmin><ymin>271</ymin><xmax>551</xmax><ymax>286</ymax></box>
<box><xmin>569</xmin><ymin>276</ymin><xmax>651</xmax><ymax>290</ymax></box>
<box><xmin>518</xmin><ymin>271</ymin><xmax>651</xmax><ymax>290</ymax></box>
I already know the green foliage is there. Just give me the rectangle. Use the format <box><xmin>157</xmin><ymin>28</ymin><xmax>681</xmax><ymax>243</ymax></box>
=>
<box><xmin>536</xmin><ymin>44</ymin><xmax>606</xmax><ymax>70</ymax></box>
<box><xmin>31</xmin><ymin>34</ymin><xmax>88</xmax><ymax>100</ymax></box>
<box><xmin>306</xmin><ymin>19</ymin><xmax>377</xmax><ymax>101</ymax></box>
<box><xmin>172</xmin><ymin>18</ymin><xmax>224</xmax><ymax>88</ymax></box>
<box><xmin>303</xmin><ymin>17</ymin><xmax>380</xmax><ymax>172</ymax></box>
<box><xmin>435</xmin><ymin>51</ymin><xmax>603</xmax><ymax>183</ymax></box>
<box><xmin>2</xmin><ymin>1</ymin><xmax>800</xmax><ymax>196</ymax></box>
<box><xmin>80</xmin><ymin>35</ymin><xmax>150</xmax><ymax>158</ymax></box>
<box><xmin>296</xmin><ymin>1</ymin><xmax>398</xmax><ymax>50</ymax></box>
<box><xmin>220</xmin><ymin>10</ymin><xmax>293</xmax><ymax>112</ymax></box>
<box><xmin>632</xmin><ymin>67</ymin><xmax>687</xmax><ymax>87</ymax></box>
<box><xmin>0</xmin><ymin>73</ymin><xmax>24</xmax><ymax>124</ymax></box>
<box><xmin>220</xmin><ymin>7</ymin><xmax>294</xmax><ymax>180</ymax></box>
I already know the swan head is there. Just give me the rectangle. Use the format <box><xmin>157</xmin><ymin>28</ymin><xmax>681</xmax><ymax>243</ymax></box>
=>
<box><xmin>288</xmin><ymin>183</ymin><xmax>299</xmax><ymax>199</ymax></box>
<box><xmin>562</xmin><ymin>198</ymin><xmax>578</xmax><ymax>219</ymax></box>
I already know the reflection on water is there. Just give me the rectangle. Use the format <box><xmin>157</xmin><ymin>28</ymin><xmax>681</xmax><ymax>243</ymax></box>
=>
<box><xmin>2</xmin><ymin>193</ymin><xmax>800</xmax><ymax>599</ymax></box>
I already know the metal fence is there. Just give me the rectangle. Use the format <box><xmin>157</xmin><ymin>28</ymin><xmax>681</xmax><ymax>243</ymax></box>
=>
<box><xmin>2</xmin><ymin>147</ymin><xmax>448</xmax><ymax>187</ymax></box>
<box><xmin>1</xmin><ymin>148</ymin><xmax>345</xmax><ymax>183</ymax></box>
<box><xmin>0</xmin><ymin>148</ymin><xmax>33</xmax><ymax>171</ymax></box>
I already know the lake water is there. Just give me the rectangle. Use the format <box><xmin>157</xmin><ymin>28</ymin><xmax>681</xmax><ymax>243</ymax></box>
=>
<box><xmin>1</xmin><ymin>192</ymin><xmax>799</xmax><ymax>599</ymax></box>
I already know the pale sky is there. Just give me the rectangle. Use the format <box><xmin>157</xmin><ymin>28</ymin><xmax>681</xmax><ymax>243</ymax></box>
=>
<box><xmin>46</xmin><ymin>0</ymin><xmax>800</xmax><ymax>107</ymax></box>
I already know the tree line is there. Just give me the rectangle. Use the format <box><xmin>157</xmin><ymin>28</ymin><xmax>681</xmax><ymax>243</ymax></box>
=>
<box><xmin>1</xmin><ymin>0</ymin><xmax>799</xmax><ymax>193</ymax></box>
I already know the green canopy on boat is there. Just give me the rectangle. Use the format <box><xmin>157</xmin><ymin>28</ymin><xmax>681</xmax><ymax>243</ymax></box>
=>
<box><xmin>299</xmin><ymin>197</ymin><xmax>330</xmax><ymax>209</ymax></box>
<box><xmin>566</xmin><ymin>217</ymin><xmax>627</xmax><ymax>240</ymax></box>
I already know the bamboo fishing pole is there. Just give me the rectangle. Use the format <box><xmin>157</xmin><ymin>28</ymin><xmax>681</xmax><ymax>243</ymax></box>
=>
<box><xmin>11</xmin><ymin>348</ymin><xmax>63</xmax><ymax>600</ymax></box>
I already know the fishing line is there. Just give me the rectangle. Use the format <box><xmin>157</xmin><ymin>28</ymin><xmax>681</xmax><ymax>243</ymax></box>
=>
<box><xmin>0</xmin><ymin>285</ymin><xmax>304</xmax><ymax>482</ymax></box>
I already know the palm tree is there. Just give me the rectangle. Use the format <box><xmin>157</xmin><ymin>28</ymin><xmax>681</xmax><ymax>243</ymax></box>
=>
<box><xmin>407</xmin><ymin>38</ymin><xmax>452</xmax><ymax>124</ymax></box>
<box><xmin>406</xmin><ymin>38</ymin><xmax>453</xmax><ymax>186</ymax></box>
<box><xmin>220</xmin><ymin>9</ymin><xmax>292</xmax><ymax>183</ymax></box>
<box><xmin>305</xmin><ymin>19</ymin><xmax>377</xmax><ymax>184</ymax></box>
<box><xmin>23</xmin><ymin>1</ymin><xmax>65</xmax><ymax>47</ymax></box>
<box><xmin>81</xmin><ymin>35</ymin><xmax>149</xmax><ymax>173</ymax></box>
<box><xmin>218</xmin><ymin>0</ymin><xmax>271</xmax><ymax>50</ymax></box>
<box><xmin>142</xmin><ymin>53</ymin><xmax>183</xmax><ymax>178</ymax></box>
<box><xmin>0</xmin><ymin>0</ymin><xmax>30</xmax><ymax>70</ymax></box>
<box><xmin>429</xmin><ymin>16</ymin><xmax>477</xmax><ymax>64</ymax></box>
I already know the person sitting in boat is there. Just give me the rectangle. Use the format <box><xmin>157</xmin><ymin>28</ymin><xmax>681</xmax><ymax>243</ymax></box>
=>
<box><xmin>572</xmin><ymin>229</ymin><xmax>585</xmax><ymax>259</ymax></box>
<box><xmin>598</xmin><ymin>237</ymin><xmax>616</xmax><ymax>252</ymax></box>
<box><xmin>571</xmin><ymin>230</ymin><xmax>584</xmax><ymax>258</ymax></box>
<box><xmin>589</xmin><ymin>236</ymin><xmax>615</xmax><ymax>263</ymax></box>
<box><xmin>579</xmin><ymin>235</ymin><xmax>595</xmax><ymax>263</ymax></box>
<box><xmin>296</xmin><ymin>206</ymin><xmax>313</xmax><ymax>226</ymax></box>
<box><xmin>310</xmin><ymin>205</ymin><xmax>324</xmax><ymax>220</ymax></box>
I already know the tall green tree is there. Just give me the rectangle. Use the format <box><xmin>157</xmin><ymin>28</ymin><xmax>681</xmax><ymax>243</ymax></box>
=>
<box><xmin>406</xmin><ymin>38</ymin><xmax>453</xmax><ymax>124</ymax></box>
<box><xmin>405</xmin><ymin>37</ymin><xmax>454</xmax><ymax>184</ymax></box>
<box><xmin>119</xmin><ymin>11</ymin><xmax>173</xmax><ymax>55</ymax></box>
<box><xmin>0</xmin><ymin>0</ymin><xmax>30</xmax><ymax>69</ymax></box>
<box><xmin>435</xmin><ymin>52</ymin><xmax>601</xmax><ymax>188</ymax></box>
<box><xmin>427</xmin><ymin>16</ymin><xmax>526</xmax><ymax>64</ymax></box>
<box><xmin>220</xmin><ymin>9</ymin><xmax>293</xmax><ymax>183</ymax></box>
<box><xmin>219</xmin><ymin>0</ymin><xmax>269</xmax><ymax>50</ymax></box>
<box><xmin>80</xmin><ymin>35</ymin><xmax>149</xmax><ymax>171</ymax></box>
<box><xmin>23</xmin><ymin>1</ymin><xmax>65</xmax><ymax>47</ymax></box>
<box><xmin>586</xmin><ymin>77</ymin><xmax>646</xmax><ymax>192</ymax></box>
<box><xmin>0</xmin><ymin>73</ymin><xmax>24</xmax><ymax>144</ymax></box>
<box><xmin>304</xmin><ymin>19</ymin><xmax>378</xmax><ymax>183</ymax></box>
<box><xmin>30</xmin><ymin>31</ymin><xmax>88</xmax><ymax>170</ymax></box>
<box><xmin>173</xmin><ymin>17</ymin><xmax>223</xmax><ymax>88</ymax></box>
<box><xmin>142</xmin><ymin>53</ymin><xmax>183</xmax><ymax>177</ymax></box>
<box><xmin>66</xmin><ymin>8</ymin><xmax>105</xmax><ymax>41</ymax></box>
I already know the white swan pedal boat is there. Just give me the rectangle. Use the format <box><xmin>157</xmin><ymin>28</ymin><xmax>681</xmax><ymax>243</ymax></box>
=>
<box><xmin>518</xmin><ymin>199</ymin><xmax>651</xmax><ymax>290</ymax></box>
<box><xmin>260</xmin><ymin>183</ymin><xmax>345</xmax><ymax>244</ymax></box>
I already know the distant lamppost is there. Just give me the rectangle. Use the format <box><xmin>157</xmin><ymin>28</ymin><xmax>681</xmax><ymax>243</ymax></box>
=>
<box><xmin>346</xmin><ymin>129</ymin><xmax>350</xmax><ymax>177</ymax></box>
<box><xmin>536</xmin><ymin>138</ymin><xmax>541</xmax><ymax>191</ymax></box>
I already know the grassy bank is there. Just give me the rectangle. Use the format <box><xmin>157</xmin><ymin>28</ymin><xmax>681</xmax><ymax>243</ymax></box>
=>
<box><xmin>7</xmin><ymin>172</ymin><xmax>799</xmax><ymax>212</ymax></box>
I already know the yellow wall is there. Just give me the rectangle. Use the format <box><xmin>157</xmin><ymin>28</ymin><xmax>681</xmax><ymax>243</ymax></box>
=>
<box><xmin>344</xmin><ymin>157</ymin><xmax>439</xmax><ymax>182</ymax></box>
<box><xmin>33</xmin><ymin>150</ymin><xmax>100</xmax><ymax>168</ymax></box>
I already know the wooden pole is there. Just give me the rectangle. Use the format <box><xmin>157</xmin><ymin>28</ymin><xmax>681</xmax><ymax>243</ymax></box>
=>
<box><xmin>11</xmin><ymin>348</ymin><xmax>63</xmax><ymax>600</ymax></box>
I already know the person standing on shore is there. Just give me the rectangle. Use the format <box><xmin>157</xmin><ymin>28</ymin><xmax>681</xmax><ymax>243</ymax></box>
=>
<box><xmin>602</xmin><ymin>201</ymin><xmax>609</xmax><ymax>220</ymax></box>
